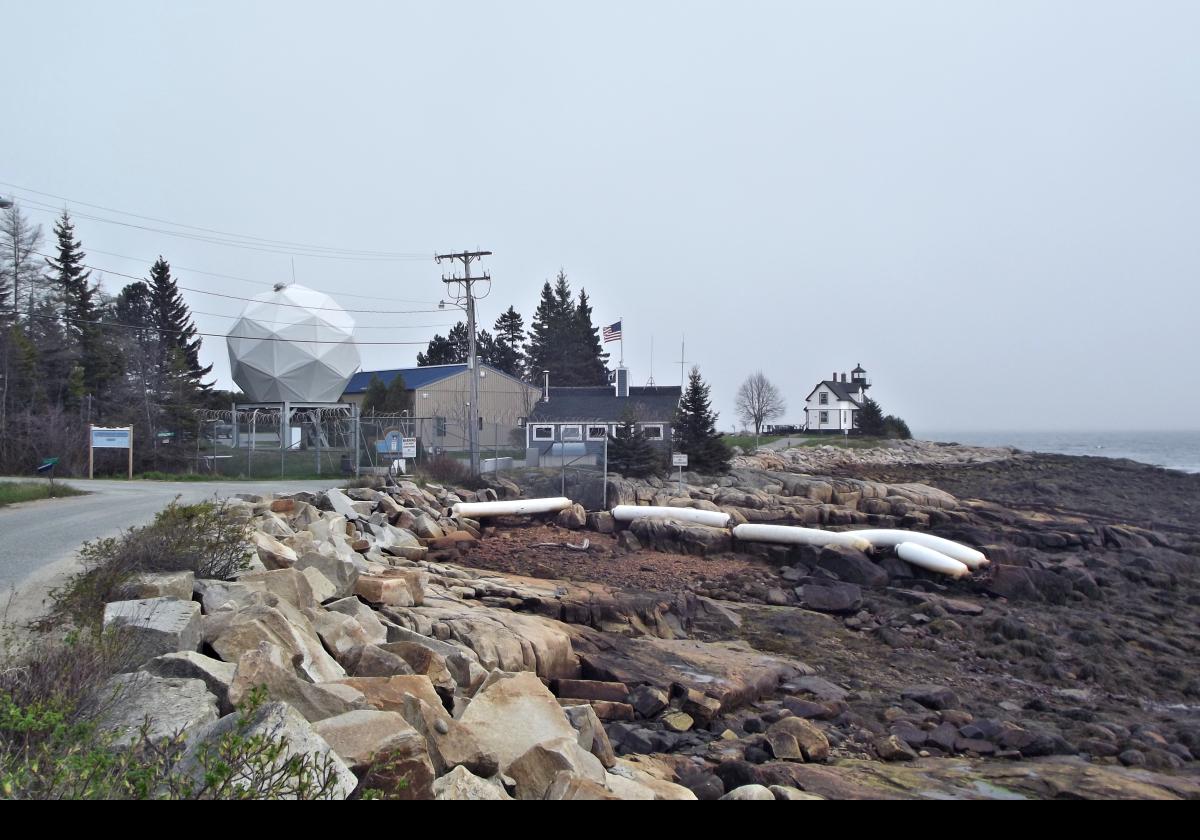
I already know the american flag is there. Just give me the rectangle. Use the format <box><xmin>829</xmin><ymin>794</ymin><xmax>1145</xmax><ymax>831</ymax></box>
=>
<box><xmin>603</xmin><ymin>320</ymin><xmax>622</xmax><ymax>343</ymax></box>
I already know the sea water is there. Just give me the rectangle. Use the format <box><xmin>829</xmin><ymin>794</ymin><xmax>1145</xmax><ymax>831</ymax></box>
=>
<box><xmin>922</xmin><ymin>430</ymin><xmax>1200</xmax><ymax>475</ymax></box>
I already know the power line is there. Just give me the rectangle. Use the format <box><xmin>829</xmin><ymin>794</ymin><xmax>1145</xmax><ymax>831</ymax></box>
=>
<box><xmin>11</xmin><ymin>309</ymin><xmax>434</xmax><ymax>345</ymax></box>
<box><xmin>1</xmin><ymin>181</ymin><xmax>430</xmax><ymax>259</ymax></box>
<box><xmin>84</xmin><ymin>247</ymin><xmax>442</xmax><ymax>305</ymax></box>
<box><xmin>18</xmin><ymin>198</ymin><xmax>427</xmax><ymax>260</ymax></box>
<box><xmin>31</xmin><ymin>251</ymin><xmax>446</xmax><ymax>315</ymax></box>
<box><xmin>187</xmin><ymin>309</ymin><xmax>454</xmax><ymax>330</ymax></box>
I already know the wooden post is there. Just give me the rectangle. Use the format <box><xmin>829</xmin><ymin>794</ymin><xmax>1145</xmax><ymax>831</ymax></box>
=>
<box><xmin>88</xmin><ymin>424</ymin><xmax>94</xmax><ymax>479</ymax></box>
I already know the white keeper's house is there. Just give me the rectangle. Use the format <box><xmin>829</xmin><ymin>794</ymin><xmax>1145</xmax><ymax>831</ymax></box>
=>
<box><xmin>803</xmin><ymin>364</ymin><xmax>871</xmax><ymax>433</ymax></box>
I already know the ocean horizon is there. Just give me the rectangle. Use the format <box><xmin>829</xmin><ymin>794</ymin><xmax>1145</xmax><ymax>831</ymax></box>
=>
<box><xmin>921</xmin><ymin>430</ymin><xmax>1200</xmax><ymax>475</ymax></box>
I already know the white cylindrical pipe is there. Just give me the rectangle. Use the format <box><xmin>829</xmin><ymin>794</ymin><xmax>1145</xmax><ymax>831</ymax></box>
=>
<box><xmin>846</xmin><ymin>529</ymin><xmax>988</xmax><ymax>570</ymax></box>
<box><xmin>732</xmin><ymin>523</ymin><xmax>872</xmax><ymax>552</ymax></box>
<box><xmin>611</xmin><ymin>505</ymin><xmax>731</xmax><ymax>529</ymax></box>
<box><xmin>452</xmin><ymin>497</ymin><xmax>573</xmax><ymax>518</ymax></box>
<box><xmin>896</xmin><ymin>542</ymin><xmax>971</xmax><ymax>578</ymax></box>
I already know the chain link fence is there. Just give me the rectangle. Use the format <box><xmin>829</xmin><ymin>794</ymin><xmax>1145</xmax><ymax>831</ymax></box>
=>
<box><xmin>193</xmin><ymin>409</ymin><xmax>527</xmax><ymax>479</ymax></box>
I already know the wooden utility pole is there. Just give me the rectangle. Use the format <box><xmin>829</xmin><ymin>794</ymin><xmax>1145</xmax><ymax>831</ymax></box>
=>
<box><xmin>435</xmin><ymin>250</ymin><xmax>491</xmax><ymax>476</ymax></box>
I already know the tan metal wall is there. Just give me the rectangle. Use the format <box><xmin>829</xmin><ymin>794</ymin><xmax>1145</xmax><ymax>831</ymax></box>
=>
<box><xmin>348</xmin><ymin>369</ymin><xmax>539</xmax><ymax>451</ymax></box>
<box><xmin>416</xmin><ymin>369</ymin><xmax>540</xmax><ymax>450</ymax></box>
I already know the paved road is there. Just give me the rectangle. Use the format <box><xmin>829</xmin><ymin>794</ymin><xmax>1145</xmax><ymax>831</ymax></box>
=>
<box><xmin>0</xmin><ymin>478</ymin><xmax>339</xmax><ymax>625</ymax></box>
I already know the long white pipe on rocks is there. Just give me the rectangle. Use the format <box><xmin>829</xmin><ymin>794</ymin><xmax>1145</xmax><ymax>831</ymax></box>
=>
<box><xmin>452</xmin><ymin>497</ymin><xmax>573</xmax><ymax>518</ymax></box>
<box><xmin>732</xmin><ymin>523</ymin><xmax>872</xmax><ymax>552</ymax></box>
<box><xmin>845</xmin><ymin>529</ymin><xmax>988</xmax><ymax>570</ymax></box>
<box><xmin>897</xmin><ymin>542</ymin><xmax>970</xmax><ymax>578</ymax></box>
<box><xmin>611</xmin><ymin>505</ymin><xmax>731</xmax><ymax>529</ymax></box>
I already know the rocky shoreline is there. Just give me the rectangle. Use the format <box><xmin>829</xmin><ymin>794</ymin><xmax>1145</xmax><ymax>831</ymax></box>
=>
<box><xmin>90</xmin><ymin>444</ymin><xmax>1200</xmax><ymax>799</ymax></box>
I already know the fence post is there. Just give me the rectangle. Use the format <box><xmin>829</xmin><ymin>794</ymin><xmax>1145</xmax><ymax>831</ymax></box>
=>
<box><xmin>603</xmin><ymin>435</ymin><xmax>608</xmax><ymax>510</ymax></box>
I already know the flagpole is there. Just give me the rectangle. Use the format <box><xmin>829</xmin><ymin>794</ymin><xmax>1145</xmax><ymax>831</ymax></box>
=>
<box><xmin>619</xmin><ymin>315</ymin><xmax>624</xmax><ymax>367</ymax></box>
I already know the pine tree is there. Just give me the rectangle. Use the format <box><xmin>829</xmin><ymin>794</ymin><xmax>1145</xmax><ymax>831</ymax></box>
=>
<box><xmin>361</xmin><ymin>374</ymin><xmax>388</xmax><ymax>414</ymax></box>
<box><xmin>882</xmin><ymin>415</ymin><xmax>912</xmax><ymax>439</ymax></box>
<box><xmin>524</xmin><ymin>279</ymin><xmax>568</xmax><ymax>381</ymax></box>
<box><xmin>417</xmin><ymin>332</ymin><xmax>458</xmax><ymax>366</ymax></box>
<box><xmin>148</xmin><ymin>257</ymin><xmax>211</xmax><ymax>391</ymax></box>
<box><xmin>383</xmin><ymin>372</ymin><xmax>411</xmax><ymax>413</ymax></box>
<box><xmin>857</xmin><ymin>396</ymin><xmax>885</xmax><ymax>436</ymax></box>
<box><xmin>417</xmin><ymin>322</ymin><xmax>497</xmax><ymax>368</ymax></box>
<box><xmin>525</xmin><ymin>271</ymin><xmax>608</xmax><ymax>386</ymax></box>
<box><xmin>607</xmin><ymin>408</ymin><xmax>662</xmax><ymax>477</ymax></box>
<box><xmin>570</xmin><ymin>289</ymin><xmax>609</xmax><ymax>385</ymax></box>
<box><xmin>45</xmin><ymin>211</ymin><xmax>99</xmax><ymax>385</ymax></box>
<box><xmin>0</xmin><ymin>204</ymin><xmax>45</xmax><ymax>320</ymax></box>
<box><xmin>672</xmin><ymin>366</ymin><xmax>730</xmax><ymax>473</ymax></box>
<box><xmin>492</xmin><ymin>306</ymin><xmax>526</xmax><ymax>379</ymax></box>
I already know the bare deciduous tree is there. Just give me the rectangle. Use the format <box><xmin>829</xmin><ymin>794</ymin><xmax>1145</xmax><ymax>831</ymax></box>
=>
<box><xmin>735</xmin><ymin>371</ymin><xmax>786</xmax><ymax>442</ymax></box>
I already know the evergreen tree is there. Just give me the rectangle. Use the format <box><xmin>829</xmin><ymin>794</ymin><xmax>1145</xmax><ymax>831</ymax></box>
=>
<box><xmin>882</xmin><ymin>415</ymin><xmax>912</xmax><ymax>439</ymax></box>
<box><xmin>857</xmin><ymin>396</ymin><xmax>885</xmax><ymax>436</ymax></box>
<box><xmin>383</xmin><ymin>372</ymin><xmax>411</xmax><ymax>413</ymax></box>
<box><xmin>570</xmin><ymin>289</ymin><xmax>609</xmax><ymax>385</ymax></box>
<box><xmin>672</xmin><ymin>366</ymin><xmax>730</xmax><ymax>473</ymax></box>
<box><xmin>491</xmin><ymin>306</ymin><xmax>526</xmax><ymax>379</ymax></box>
<box><xmin>607</xmin><ymin>408</ymin><xmax>662</xmax><ymax>477</ymax></box>
<box><xmin>148</xmin><ymin>257</ymin><xmax>211</xmax><ymax>391</ymax></box>
<box><xmin>417</xmin><ymin>331</ymin><xmax>458</xmax><ymax>366</ymax></box>
<box><xmin>416</xmin><ymin>322</ymin><xmax>497</xmax><ymax>368</ymax></box>
<box><xmin>115</xmin><ymin>282</ymin><xmax>156</xmax><ymax>355</ymax></box>
<box><xmin>361</xmin><ymin>374</ymin><xmax>388</xmax><ymax>414</ymax></box>
<box><xmin>0</xmin><ymin>203</ymin><xmax>44</xmax><ymax>319</ymax></box>
<box><xmin>45</xmin><ymin>212</ymin><xmax>96</xmax><ymax>339</ymax></box>
<box><xmin>525</xmin><ymin>276</ymin><xmax>571</xmax><ymax>383</ymax></box>
<box><xmin>525</xmin><ymin>271</ymin><xmax>608</xmax><ymax>386</ymax></box>
<box><xmin>26</xmin><ymin>294</ymin><xmax>74</xmax><ymax>408</ymax></box>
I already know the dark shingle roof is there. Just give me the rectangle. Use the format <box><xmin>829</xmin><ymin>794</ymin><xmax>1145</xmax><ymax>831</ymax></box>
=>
<box><xmin>528</xmin><ymin>386</ymin><xmax>682</xmax><ymax>423</ymax></box>
<box><xmin>806</xmin><ymin>380</ymin><xmax>864</xmax><ymax>405</ymax></box>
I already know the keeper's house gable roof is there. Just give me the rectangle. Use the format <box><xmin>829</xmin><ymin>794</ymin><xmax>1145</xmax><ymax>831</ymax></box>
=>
<box><xmin>529</xmin><ymin>386</ymin><xmax>682</xmax><ymax>423</ymax></box>
<box><xmin>804</xmin><ymin>380</ymin><xmax>864</xmax><ymax>405</ymax></box>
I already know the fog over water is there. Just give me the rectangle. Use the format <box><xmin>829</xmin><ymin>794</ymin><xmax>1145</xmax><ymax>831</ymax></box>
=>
<box><xmin>4</xmin><ymin>2</ymin><xmax>1197</xmax><ymax>432</ymax></box>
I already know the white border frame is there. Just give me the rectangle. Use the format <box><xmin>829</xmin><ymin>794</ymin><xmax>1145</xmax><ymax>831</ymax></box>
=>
<box><xmin>559</xmin><ymin>424</ymin><xmax>583</xmax><ymax>442</ymax></box>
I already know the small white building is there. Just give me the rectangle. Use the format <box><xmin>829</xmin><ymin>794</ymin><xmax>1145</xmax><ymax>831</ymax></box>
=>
<box><xmin>804</xmin><ymin>365</ymin><xmax>870</xmax><ymax>433</ymax></box>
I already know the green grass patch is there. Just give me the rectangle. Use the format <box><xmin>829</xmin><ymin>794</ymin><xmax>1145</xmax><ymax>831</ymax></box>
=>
<box><xmin>0</xmin><ymin>482</ymin><xmax>86</xmax><ymax>507</ymax></box>
<box><xmin>795</xmin><ymin>435</ymin><xmax>892</xmax><ymax>449</ymax></box>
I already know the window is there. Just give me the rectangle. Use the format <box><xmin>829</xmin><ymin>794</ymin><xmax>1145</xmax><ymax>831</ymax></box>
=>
<box><xmin>819</xmin><ymin>392</ymin><xmax>829</xmax><ymax>405</ymax></box>
<box><xmin>819</xmin><ymin>411</ymin><xmax>829</xmax><ymax>424</ymax></box>
<box><xmin>532</xmin><ymin>424</ymin><xmax>554</xmax><ymax>441</ymax></box>
<box><xmin>586</xmin><ymin>425</ymin><xmax>608</xmax><ymax>441</ymax></box>
<box><xmin>435</xmin><ymin>416</ymin><xmax>447</xmax><ymax>437</ymax></box>
<box><xmin>560</xmin><ymin>425</ymin><xmax>583</xmax><ymax>442</ymax></box>
<box><xmin>641</xmin><ymin>424</ymin><xmax>664</xmax><ymax>440</ymax></box>
<box><xmin>611</xmin><ymin>424</ymin><xmax>629</xmax><ymax>439</ymax></box>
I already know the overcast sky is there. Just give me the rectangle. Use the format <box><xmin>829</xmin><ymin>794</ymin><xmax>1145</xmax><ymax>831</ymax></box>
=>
<box><xmin>4</xmin><ymin>1</ymin><xmax>1197</xmax><ymax>433</ymax></box>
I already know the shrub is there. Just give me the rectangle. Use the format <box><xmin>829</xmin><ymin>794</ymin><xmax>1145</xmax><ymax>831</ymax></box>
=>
<box><xmin>1</xmin><ymin>674</ymin><xmax>346</xmax><ymax>800</ymax></box>
<box><xmin>419</xmin><ymin>453</ymin><xmax>470</xmax><ymax>486</ymax></box>
<box><xmin>38</xmin><ymin>497</ymin><xmax>251</xmax><ymax>631</ymax></box>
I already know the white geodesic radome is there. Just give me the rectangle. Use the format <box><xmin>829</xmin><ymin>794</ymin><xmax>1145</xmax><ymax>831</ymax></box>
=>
<box><xmin>226</xmin><ymin>284</ymin><xmax>360</xmax><ymax>404</ymax></box>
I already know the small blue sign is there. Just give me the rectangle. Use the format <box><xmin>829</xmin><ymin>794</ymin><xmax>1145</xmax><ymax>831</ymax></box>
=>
<box><xmin>92</xmin><ymin>427</ymin><xmax>131</xmax><ymax>449</ymax></box>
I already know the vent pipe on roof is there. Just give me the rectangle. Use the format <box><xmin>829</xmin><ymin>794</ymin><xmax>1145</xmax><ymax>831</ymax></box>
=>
<box><xmin>542</xmin><ymin>370</ymin><xmax>550</xmax><ymax>403</ymax></box>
